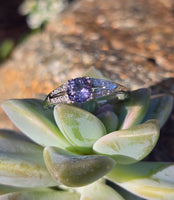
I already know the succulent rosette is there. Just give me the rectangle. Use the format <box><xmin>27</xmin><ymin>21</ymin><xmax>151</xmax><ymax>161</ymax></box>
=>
<box><xmin>0</xmin><ymin>67</ymin><xmax>174</xmax><ymax>200</ymax></box>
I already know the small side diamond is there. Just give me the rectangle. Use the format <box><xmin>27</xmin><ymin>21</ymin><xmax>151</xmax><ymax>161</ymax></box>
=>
<box><xmin>62</xmin><ymin>94</ymin><xmax>72</xmax><ymax>104</ymax></box>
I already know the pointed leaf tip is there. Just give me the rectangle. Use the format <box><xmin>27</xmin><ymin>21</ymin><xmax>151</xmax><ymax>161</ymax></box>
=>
<box><xmin>44</xmin><ymin>147</ymin><xmax>115</xmax><ymax>187</ymax></box>
<box><xmin>93</xmin><ymin>119</ymin><xmax>159</xmax><ymax>164</ymax></box>
<box><xmin>82</xmin><ymin>66</ymin><xmax>109</xmax><ymax>80</ymax></box>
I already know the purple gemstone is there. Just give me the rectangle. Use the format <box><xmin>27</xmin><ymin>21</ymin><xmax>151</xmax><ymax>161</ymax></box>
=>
<box><xmin>67</xmin><ymin>77</ymin><xmax>92</xmax><ymax>103</ymax></box>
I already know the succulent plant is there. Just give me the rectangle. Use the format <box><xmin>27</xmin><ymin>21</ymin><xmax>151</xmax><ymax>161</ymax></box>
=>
<box><xmin>0</xmin><ymin>67</ymin><xmax>174</xmax><ymax>200</ymax></box>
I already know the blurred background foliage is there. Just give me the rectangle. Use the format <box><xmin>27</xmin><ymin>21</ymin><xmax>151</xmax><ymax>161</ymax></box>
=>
<box><xmin>0</xmin><ymin>0</ymin><xmax>74</xmax><ymax>63</ymax></box>
<box><xmin>19</xmin><ymin>0</ymin><xmax>66</xmax><ymax>29</ymax></box>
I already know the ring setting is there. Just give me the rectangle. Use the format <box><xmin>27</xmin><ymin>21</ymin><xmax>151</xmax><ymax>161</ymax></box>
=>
<box><xmin>44</xmin><ymin>77</ymin><xmax>129</xmax><ymax>107</ymax></box>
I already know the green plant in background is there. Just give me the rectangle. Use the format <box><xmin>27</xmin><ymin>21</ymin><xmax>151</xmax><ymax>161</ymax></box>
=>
<box><xmin>0</xmin><ymin>67</ymin><xmax>174</xmax><ymax>200</ymax></box>
<box><xmin>0</xmin><ymin>39</ymin><xmax>14</xmax><ymax>62</ymax></box>
<box><xmin>19</xmin><ymin>0</ymin><xmax>67</xmax><ymax>29</ymax></box>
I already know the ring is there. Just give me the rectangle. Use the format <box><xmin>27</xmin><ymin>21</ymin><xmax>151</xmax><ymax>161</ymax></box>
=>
<box><xmin>44</xmin><ymin>77</ymin><xmax>129</xmax><ymax>107</ymax></box>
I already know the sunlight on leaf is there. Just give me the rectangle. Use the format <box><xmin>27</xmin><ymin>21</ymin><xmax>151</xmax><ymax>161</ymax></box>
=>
<box><xmin>44</xmin><ymin>146</ymin><xmax>115</xmax><ymax>187</ymax></box>
<box><xmin>78</xmin><ymin>180</ymin><xmax>125</xmax><ymax>200</ymax></box>
<box><xmin>106</xmin><ymin>162</ymin><xmax>174</xmax><ymax>200</ymax></box>
<box><xmin>0</xmin><ymin>188</ymin><xmax>80</xmax><ymax>200</ymax></box>
<box><xmin>2</xmin><ymin>99</ymin><xmax>71</xmax><ymax>149</ymax></box>
<box><xmin>93</xmin><ymin>120</ymin><xmax>159</xmax><ymax>164</ymax></box>
<box><xmin>0</xmin><ymin>129</ymin><xmax>56</xmax><ymax>187</ymax></box>
<box><xmin>54</xmin><ymin>104</ymin><xmax>106</xmax><ymax>153</ymax></box>
<box><xmin>119</xmin><ymin>88</ymin><xmax>150</xmax><ymax>130</ymax></box>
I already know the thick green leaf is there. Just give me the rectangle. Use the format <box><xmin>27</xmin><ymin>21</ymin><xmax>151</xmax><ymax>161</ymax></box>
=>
<box><xmin>107</xmin><ymin>183</ymin><xmax>145</xmax><ymax>200</ymax></box>
<box><xmin>0</xmin><ymin>185</ymin><xmax>60</xmax><ymax>195</ymax></box>
<box><xmin>0</xmin><ymin>184</ymin><xmax>26</xmax><ymax>195</ymax></box>
<box><xmin>143</xmin><ymin>94</ymin><xmax>173</xmax><ymax>128</ymax></box>
<box><xmin>119</xmin><ymin>88</ymin><xmax>150</xmax><ymax>130</ymax></box>
<box><xmin>116</xmin><ymin>189</ymin><xmax>144</xmax><ymax>200</ymax></box>
<box><xmin>2</xmin><ymin>99</ymin><xmax>71</xmax><ymax>149</ymax></box>
<box><xmin>106</xmin><ymin>162</ymin><xmax>174</xmax><ymax>200</ymax></box>
<box><xmin>0</xmin><ymin>129</ymin><xmax>42</xmax><ymax>155</ymax></box>
<box><xmin>93</xmin><ymin>120</ymin><xmax>159</xmax><ymax>164</ymax></box>
<box><xmin>0</xmin><ymin>188</ymin><xmax>80</xmax><ymax>200</ymax></box>
<box><xmin>78</xmin><ymin>180</ymin><xmax>125</xmax><ymax>200</ymax></box>
<box><xmin>44</xmin><ymin>147</ymin><xmax>115</xmax><ymax>187</ymax></box>
<box><xmin>82</xmin><ymin>66</ymin><xmax>108</xmax><ymax>79</ymax></box>
<box><xmin>54</xmin><ymin>104</ymin><xmax>106</xmax><ymax>153</ymax></box>
<box><xmin>0</xmin><ymin>129</ymin><xmax>56</xmax><ymax>187</ymax></box>
<box><xmin>97</xmin><ymin>111</ymin><xmax>119</xmax><ymax>133</ymax></box>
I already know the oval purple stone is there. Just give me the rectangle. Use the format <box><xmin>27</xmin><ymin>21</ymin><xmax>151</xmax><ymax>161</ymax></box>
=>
<box><xmin>67</xmin><ymin>77</ymin><xmax>92</xmax><ymax>103</ymax></box>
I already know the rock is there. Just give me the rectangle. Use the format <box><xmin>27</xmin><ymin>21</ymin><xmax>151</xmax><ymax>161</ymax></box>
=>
<box><xmin>0</xmin><ymin>0</ymin><xmax>174</xmax><ymax>129</ymax></box>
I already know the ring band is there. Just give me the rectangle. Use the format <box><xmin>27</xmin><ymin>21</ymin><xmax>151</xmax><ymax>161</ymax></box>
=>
<box><xmin>44</xmin><ymin>77</ymin><xmax>129</xmax><ymax>107</ymax></box>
